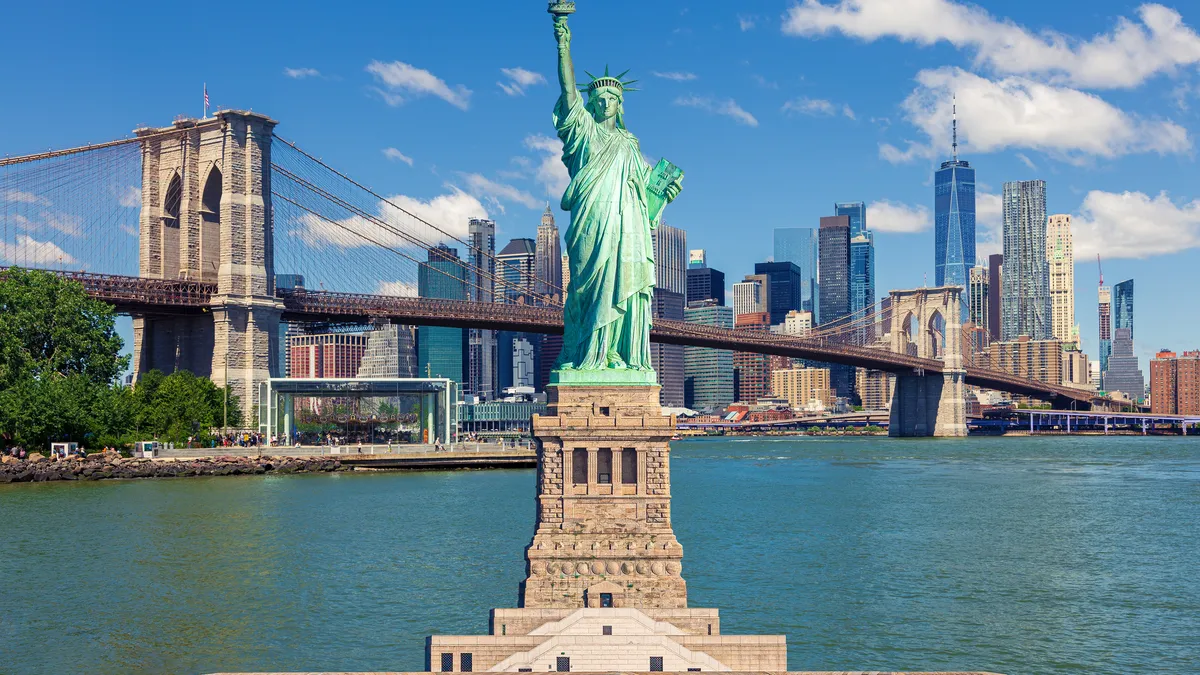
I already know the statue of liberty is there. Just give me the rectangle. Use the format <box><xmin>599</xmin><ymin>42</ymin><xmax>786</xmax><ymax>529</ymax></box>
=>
<box><xmin>551</xmin><ymin>8</ymin><xmax>684</xmax><ymax>380</ymax></box>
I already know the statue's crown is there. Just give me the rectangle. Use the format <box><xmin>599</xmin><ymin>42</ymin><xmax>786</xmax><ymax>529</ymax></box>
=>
<box><xmin>580</xmin><ymin>66</ymin><xmax>639</xmax><ymax>95</ymax></box>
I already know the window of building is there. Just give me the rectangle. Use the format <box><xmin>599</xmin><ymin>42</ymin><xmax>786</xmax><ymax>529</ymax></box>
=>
<box><xmin>440</xmin><ymin>653</ymin><xmax>453</xmax><ymax>672</ymax></box>
<box><xmin>572</xmin><ymin>449</ymin><xmax>588</xmax><ymax>484</ymax></box>
<box><xmin>460</xmin><ymin>653</ymin><xmax>473</xmax><ymax>672</ymax></box>
<box><xmin>599</xmin><ymin>593</ymin><xmax>613</xmax><ymax>607</ymax></box>
<box><xmin>597</xmin><ymin>448</ymin><xmax>612</xmax><ymax>484</ymax></box>
<box><xmin>556</xmin><ymin>656</ymin><xmax>571</xmax><ymax>672</ymax></box>
<box><xmin>650</xmin><ymin>656</ymin><xmax>664</xmax><ymax>671</ymax></box>
<box><xmin>602</xmin><ymin>625</ymin><xmax>612</xmax><ymax>635</ymax></box>
<box><xmin>621</xmin><ymin>449</ymin><xmax>637</xmax><ymax>484</ymax></box>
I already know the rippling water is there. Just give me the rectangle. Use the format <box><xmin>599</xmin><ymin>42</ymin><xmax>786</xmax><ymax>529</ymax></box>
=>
<box><xmin>1</xmin><ymin>436</ymin><xmax>1197</xmax><ymax>675</ymax></box>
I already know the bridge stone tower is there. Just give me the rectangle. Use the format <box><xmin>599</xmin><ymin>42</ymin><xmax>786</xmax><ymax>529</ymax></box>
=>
<box><xmin>132</xmin><ymin>111</ymin><xmax>282</xmax><ymax>423</ymax></box>
<box><xmin>888</xmin><ymin>286</ymin><xmax>968</xmax><ymax>437</ymax></box>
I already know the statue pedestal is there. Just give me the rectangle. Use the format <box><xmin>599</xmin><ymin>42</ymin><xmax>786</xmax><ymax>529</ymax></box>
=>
<box><xmin>522</xmin><ymin>383</ymin><xmax>686</xmax><ymax>609</ymax></box>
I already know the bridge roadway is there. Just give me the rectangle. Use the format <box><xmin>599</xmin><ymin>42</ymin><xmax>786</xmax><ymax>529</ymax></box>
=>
<box><xmin>34</xmin><ymin>269</ymin><xmax>1102</xmax><ymax>407</ymax></box>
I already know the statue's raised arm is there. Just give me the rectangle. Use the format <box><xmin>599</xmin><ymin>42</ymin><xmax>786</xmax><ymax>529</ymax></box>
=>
<box><xmin>554</xmin><ymin>17</ymin><xmax>579</xmax><ymax>107</ymax></box>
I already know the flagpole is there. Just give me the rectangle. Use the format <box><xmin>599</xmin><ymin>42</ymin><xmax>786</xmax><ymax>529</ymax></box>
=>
<box><xmin>203</xmin><ymin>82</ymin><xmax>208</xmax><ymax>118</ymax></box>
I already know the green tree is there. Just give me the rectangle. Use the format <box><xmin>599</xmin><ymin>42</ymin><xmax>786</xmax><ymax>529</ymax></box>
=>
<box><xmin>0</xmin><ymin>269</ymin><xmax>129</xmax><ymax>449</ymax></box>
<box><xmin>130</xmin><ymin>370</ymin><xmax>241</xmax><ymax>442</ymax></box>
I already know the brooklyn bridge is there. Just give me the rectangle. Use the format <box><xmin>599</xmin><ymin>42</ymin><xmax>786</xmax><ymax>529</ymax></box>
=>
<box><xmin>0</xmin><ymin>110</ymin><xmax>1114</xmax><ymax>436</ymax></box>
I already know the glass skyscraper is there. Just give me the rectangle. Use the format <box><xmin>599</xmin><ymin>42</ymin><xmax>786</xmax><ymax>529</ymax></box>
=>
<box><xmin>934</xmin><ymin>158</ymin><xmax>976</xmax><ymax>322</ymax></box>
<box><xmin>418</xmin><ymin>245</ymin><xmax>468</xmax><ymax>383</ymax></box>
<box><xmin>837</xmin><ymin>202</ymin><xmax>875</xmax><ymax>335</ymax></box>
<box><xmin>1113</xmin><ymin>278</ymin><xmax>1134</xmax><ymax>340</ymax></box>
<box><xmin>1000</xmin><ymin>180</ymin><xmax>1051</xmax><ymax>340</ymax></box>
<box><xmin>753</xmin><ymin>261</ymin><xmax>804</xmax><ymax>325</ymax></box>
<box><xmin>773</xmin><ymin>227</ymin><xmax>819</xmax><ymax>323</ymax></box>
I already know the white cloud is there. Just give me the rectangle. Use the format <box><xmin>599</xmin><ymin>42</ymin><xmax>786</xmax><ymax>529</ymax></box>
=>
<box><xmin>783</xmin><ymin>97</ymin><xmax>836</xmax><ymax>116</ymax></box>
<box><xmin>866</xmin><ymin>200</ymin><xmax>930</xmax><ymax>233</ymax></box>
<box><xmin>738</xmin><ymin>14</ymin><xmax>757</xmax><ymax>31</ymax></box>
<box><xmin>674</xmin><ymin>95</ymin><xmax>759</xmax><ymax>127</ymax></box>
<box><xmin>783</xmin><ymin>1</ymin><xmax>1200</xmax><ymax>89</ymax></box>
<box><xmin>524</xmin><ymin>134</ymin><xmax>570</xmax><ymax>200</ymax></box>
<box><xmin>457</xmin><ymin>173</ymin><xmax>541</xmax><ymax>213</ymax></box>
<box><xmin>120</xmin><ymin>224</ymin><xmax>138</xmax><ymax>236</ymax></box>
<box><xmin>881</xmin><ymin>67</ymin><xmax>1189</xmax><ymax>163</ymax></box>
<box><xmin>652</xmin><ymin>71</ymin><xmax>698</xmax><ymax>82</ymax></box>
<box><xmin>842</xmin><ymin>104</ymin><xmax>856</xmax><ymax>120</ymax></box>
<box><xmin>375</xmin><ymin>280</ymin><xmax>418</xmax><ymax>297</ymax></box>
<box><xmin>1015</xmin><ymin>153</ymin><xmax>1038</xmax><ymax>171</ymax></box>
<box><xmin>498</xmin><ymin>67</ymin><xmax>547</xmax><ymax>96</ymax></box>
<box><xmin>283</xmin><ymin>67</ymin><xmax>321</xmax><ymax>79</ymax></box>
<box><xmin>382</xmin><ymin>147</ymin><xmax>414</xmax><ymax>166</ymax></box>
<box><xmin>975</xmin><ymin>192</ymin><xmax>1003</xmax><ymax>258</ymax></box>
<box><xmin>294</xmin><ymin>190</ymin><xmax>488</xmax><ymax>250</ymax></box>
<box><xmin>8</xmin><ymin>210</ymin><xmax>83</xmax><ymax>237</ymax></box>
<box><xmin>118</xmin><ymin>185</ymin><xmax>140</xmax><ymax>208</ymax></box>
<box><xmin>3</xmin><ymin>190</ymin><xmax>49</xmax><ymax>205</ymax></box>
<box><xmin>0</xmin><ymin>234</ymin><xmax>76</xmax><ymax>265</ymax></box>
<box><xmin>366</xmin><ymin>60</ymin><xmax>472</xmax><ymax>110</ymax></box>
<box><xmin>1073</xmin><ymin>190</ymin><xmax>1200</xmax><ymax>260</ymax></box>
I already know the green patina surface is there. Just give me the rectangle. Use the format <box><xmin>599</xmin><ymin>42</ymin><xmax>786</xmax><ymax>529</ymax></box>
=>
<box><xmin>549</xmin><ymin>6</ymin><xmax>683</xmax><ymax>386</ymax></box>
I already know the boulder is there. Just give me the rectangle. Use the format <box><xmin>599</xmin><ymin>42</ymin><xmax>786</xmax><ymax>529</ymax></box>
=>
<box><xmin>28</xmin><ymin>453</ymin><xmax>46</xmax><ymax>463</ymax></box>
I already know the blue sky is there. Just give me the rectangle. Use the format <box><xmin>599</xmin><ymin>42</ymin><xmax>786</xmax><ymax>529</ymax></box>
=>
<box><xmin>3</xmin><ymin>0</ymin><xmax>1199</xmax><ymax>372</ymax></box>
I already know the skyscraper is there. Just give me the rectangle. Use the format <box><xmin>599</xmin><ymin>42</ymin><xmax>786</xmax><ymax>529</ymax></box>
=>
<box><xmin>651</xmin><ymin>288</ymin><xmax>686</xmax><ymax>407</ymax></box>
<box><xmin>732</xmin><ymin>276</ymin><xmax>768</xmax><ymax>317</ymax></box>
<box><xmin>684</xmin><ymin>302</ymin><xmax>735</xmax><ymax>410</ymax></box>
<box><xmin>753</xmin><ymin>261</ymin><xmax>803</xmax><ymax>325</ymax></box>
<box><xmin>773</xmin><ymin>227</ymin><xmax>819</xmax><ymax>322</ymax></box>
<box><xmin>1047</xmin><ymin>214</ymin><xmax>1077</xmax><ymax>346</ymax></box>
<box><xmin>687</xmin><ymin>264</ymin><xmax>725</xmax><ymax>307</ymax></box>
<box><xmin>468</xmin><ymin>218</ymin><xmax>498</xmax><ymax>400</ymax></box>
<box><xmin>1103</xmin><ymin>327</ymin><xmax>1145</xmax><ymax>402</ymax></box>
<box><xmin>418</xmin><ymin>244</ymin><xmax>468</xmax><ymax>383</ymax></box>
<box><xmin>1001</xmin><ymin>180</ymin><xmax>1050</xmax><ymax>340</ymax></box>
<box><xmin>835</xmin><ymin>201</ymin><xmax>867</xmax><ymax>237</ymax></box>
<box><xmin>934</xmin><ymin>103</ymin><xmax>977</xmax><ymax>321</ymax></box>
<box><xmin>1098</xmin><ymin>284</ymin><xmax>1112</xmax><ymax>374</ymax></box>
<box><xmin>357</xmin><ymin>324</ymin><xmax>417</xmax><ymax>378</ymax></box>
<box><xmin>968</xmin><ymin>265</ymin><xmax>989</xmax><ymax>331</ymax></box>
<box><xmin>1151</xmin><ymin>350</ymin><xmax>1200</xmax><ymax>415</ymax></box>
<box><xmin>1114</xmin><ymin>278</ymin><xmax>1134</xmax><ymax>341</ymax></box>
<box><xmin>652</xmin><ymin>222</ymin><xmax>687</xmax><ymax>296</ymax></box>
<box><xmin>535</xmin><ymin>205</ymin><xmax>562</xmax><ymax>303</ymax></box>
<box><xmin>819</xmin><ymin>215</ymin><xmax>854</xmax><ymax>401</ymax></box>
<box><xmin>497</xmin><ymin>238</ymin><xmax>537</xmax><ymax>304</ymax></box>
<box><xmin>849</xmin><ymin>231</ymin><xmax>875</xmax><ymax>330</ymax></box>
<box><xmin>987</xmin><ymin>254</ymin><xmax>1003</xmax><ymax>342</ymax></box>
<box><xmin>688</xmin><ymin>249</ymin><xmax>706</xmax><ymax>267</ymax></box>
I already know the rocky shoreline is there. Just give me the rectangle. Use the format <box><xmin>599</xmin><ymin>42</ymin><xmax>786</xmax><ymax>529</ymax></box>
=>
<box><xmin>0</xmin><ymin>454</ymin><xmax>347</xmax><ymax>484</ymax></box>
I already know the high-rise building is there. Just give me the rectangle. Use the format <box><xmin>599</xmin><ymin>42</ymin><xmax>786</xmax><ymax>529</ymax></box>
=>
<box><xmin>652</xmin><ymin>288</ymin><xmax>686</xmax><ymax>407</ymax></box>
<box><xmin>1151</xmin><ymin>350</ymin><xmax>1200</xmax><ymax>415</ymax></box>
<box><xmin>357</xmin><ymin>324</ymin><xmax>417</xmax><ymax>378</ymax></box>
<box><xmin>561</xmin><ymin>253</ymin><xmax>571</xmax><ymax>297</ymax></box>
<box><xmin>819</xmin><ymin>215</ymin><xmax>854</xmax><ymax>401</ymax></box>
<box><xmin>652</xmin><ymin>222</ymin><xmax>687</xmax><ymax>296</ymax></box>
<box><xmin>771</xmin><ymin>367</ymin><xmax>833</xmax><ymax>412</ymax></box>
<box><xmin>683</xmin><ymin>302</ymin><xmax>735</xmax><ymax>410</ymax></box>
<box><xmin>1001</xmin><ymin>180</ymin><xmax>1050</xmax><ymax>340</ymax></box>
<box><xmin>418</xmin><ymin>245</ymin><xmax>468</xmax><ymax>383</ymax></box>
<box><xmin>835</xmin><ymin>201</ymin><xmax>867</xmax><ymax>237</ymax></box>
<box><xmin>497</xmin><ymin>238</ymin><xmax>537</xmax><ymax>304</ymax></box>
<box><xmin>1114</xmin><ymin>278</ymin><xmax>1134</xmax><ymax>341</ymax></box>
<box><xmin>933</xmin><ymin>128</ymin><xmax>976</xmax><ymax>321</ymax></box>
<box><xmin>1047</xmin><ymin>214</ymin><xmax>1077</xmax><ymax>346</ymax></box>
<box><xmin>688</xmin><ymin>249</ymin><xmax>706</xmax><ymax>267</ymax></box>
<box><xmin>1061</xmin><ymin>348</ymin><xmax>1090</xmax><ymax>390</ymax></box>
<box><xmin>512</xmin><ymin>336</ymin><xmax>535</xmax><ymax>389</ymax></box>
<box><xmin>535</xmin><ymin>206</ymin><xmax>562</xmax><ymax>303</ymax></box>
<box><xmin>856</xmin><ymin>369</ymin><xmax>895</xmax><ymax>411</ymax></box>
<box><xmin>753</xmin><ymin>261</ymin><xmax>804</xmax><ymax>325</ymax></box>
<box><xmin>1099</xmin><ymin>284</ymin><xmax>1112</xmax><ymax>373</ymax></box>
<box><xmin>687</xmin><ymin>263</ymin><xmax>725</xmax><ymax>307</ymax></box>
<box><xmin>781</xmin><ymin>310</ymin><xmax>813</xmax><ymax>337</ymax></box>
<box><xmin>968</xmin><ymin>265</ymin><xmax>989</xmax><ymax>332</ymax></box>
<box><xmin>849</xmin><ymin>231</ymin><xmax>875</xmax><ymax>331</ymax></box>
<box><xmin>773</xmin><ymin>227</ymin><xmax>819</xmax><ymax>322</ymax></box>
<box><xmin>1103</xmin><ymin>327</ymin><xmax>1145</xmax><ymax>401</ymax></box>
<box><xmin>468</xmin><ymin>218</ymin><xmax>498</xmax><ymax>400</ymax></box>
<box><xmin>987</xmin><ymin>254</ymin><xmax>1003</xmax><ymax>342</ymax></box>
<box><xmin>732</xmin><ymin>276</ymin><xmax>768</xmax><ymax>317</ymax></box>
<box><xmin>986</xmin><ymin>336</ymin><xmax>1064</xmax><ymax>386</ymax></box>
<box><xmin>289</xmin><ymin>333</ymin><xmax>368</xmax><ymax>378</ymax></box>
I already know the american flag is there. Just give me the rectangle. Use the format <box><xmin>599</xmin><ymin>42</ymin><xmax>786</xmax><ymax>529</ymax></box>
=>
<box><xmin>204</xmin><ymin>84</ymin><xmax>209</xmax><ymax>115</ymax></box>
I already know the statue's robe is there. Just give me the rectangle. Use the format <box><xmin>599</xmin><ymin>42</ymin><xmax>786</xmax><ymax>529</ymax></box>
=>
<box><xmin>554</xmin><ymin>93</ymin><xmax>657</xmax><ymax>371</ymax></box>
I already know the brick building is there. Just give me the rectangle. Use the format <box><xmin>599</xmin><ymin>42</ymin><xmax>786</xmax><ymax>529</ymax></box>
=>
<box><xmin>288</xmin><ymin>333</ymin><xmax>368</xmax><ymax>378</ymax></box>
<box><xmin>1151</xmin><ymin>350</ymin><xmax>1200</xmax><ymax>414</ymax></box>
<box><xmin>733</xmin><ymin>312</ymin><xmax>787</xmax><ymax>403</ymax></box>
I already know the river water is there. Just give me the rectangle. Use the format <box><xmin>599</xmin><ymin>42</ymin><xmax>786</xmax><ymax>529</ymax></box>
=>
<box><xmin>1</xmin><ymin>436</ymin><xmax>1196</xmax><ymax>675</ymax></box>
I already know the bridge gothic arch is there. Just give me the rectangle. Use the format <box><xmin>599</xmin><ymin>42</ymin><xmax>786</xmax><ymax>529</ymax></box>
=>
<box><xmin>887</xmin><ymin>287</ymin><xmax>967</xmax><ymax>437</ymax></box>
<box><xmin>200</xmin><ymin>164</ymin><xmax>222</xmax><ymax>280</ymax></box>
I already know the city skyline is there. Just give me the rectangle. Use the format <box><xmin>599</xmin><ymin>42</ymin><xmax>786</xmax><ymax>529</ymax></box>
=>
<box><xmin>2</xmin><ymin>0</ymin><xmax>1198</xmax><ymax>375</ymax></box>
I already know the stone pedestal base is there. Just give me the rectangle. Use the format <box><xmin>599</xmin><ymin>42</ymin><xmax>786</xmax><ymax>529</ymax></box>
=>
<box><xmin>521</xmin><ymin>384</ymin><xmax>686</xmax><ymax>609</ymax></box>
<box><xmin>888</xmin><ymin>369</ymin><xmax>968</xmax><ymax>437</ymax></box>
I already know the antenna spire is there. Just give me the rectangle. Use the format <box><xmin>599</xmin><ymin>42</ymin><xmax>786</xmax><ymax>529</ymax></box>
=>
<box><xmin>952</xmin><ymin>93</ymin><xmax>958</xmax><ymax>162</ymax></box>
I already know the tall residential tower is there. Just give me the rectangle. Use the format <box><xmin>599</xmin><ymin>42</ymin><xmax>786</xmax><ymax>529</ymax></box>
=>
<box><xmin>1000</xmin><ymin>180</ymin><xmax>1050</xmax><ymax>340</ymax></box>
<box><xmin>1047</xmin><ymin>214</ymin><xmax>1077</xmax><ymax>346</ymax></box>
